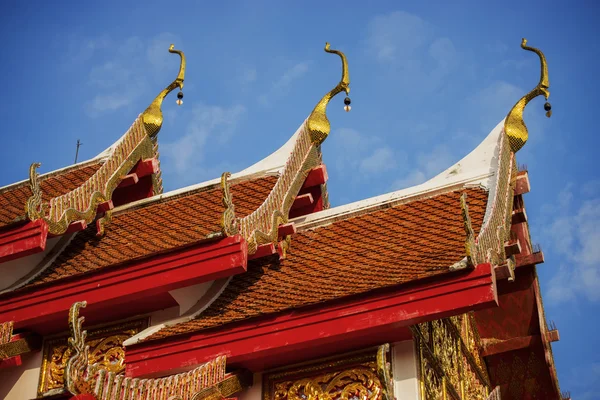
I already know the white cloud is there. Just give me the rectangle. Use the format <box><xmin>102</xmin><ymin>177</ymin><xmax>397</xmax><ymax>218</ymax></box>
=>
<box><xmin>85</xmin><ymin>93</ymin><xmax>134</xmax><ymax>117</ymax></box>
<box><xmin>161</xmin><ymin>103</ymin><xmax>246</xmax><ymax>173</ymax></box>
<box><xmin>392</xmin><ymin>145</ymin><xmax>454</xmax><ymax>189</ymax></box>
<box><xmin>360</xmin><ymin>147</ymin><xmax>397</xmax><ymax>174</ymax></box>
<box><xmin>366</xmin><ymin>11</ymin><xmax>433</xmax><ymax>63</ymax></box>
<box><xmin>258</xmin><ymin>62</ymin><xmax>310</xmax><ymax>106</ymax></box>
<box><xmin>364</xmin><ymin>11</ymin><xmax>458</xmax><ymax>94</ymax></box>
<box><xmin>327</xmin><ymin>128</ymin><xmax>402</xmax><ymax>179</ymax></box>
<box><xmin>82</xmin><ymin>32</ymin><xmax>181</xmax><ymax>117</ymax></box>
<box><xmin>542</xmin><ymin>184</ymin><xmax>600</xmax><ymax>303</ymax></box>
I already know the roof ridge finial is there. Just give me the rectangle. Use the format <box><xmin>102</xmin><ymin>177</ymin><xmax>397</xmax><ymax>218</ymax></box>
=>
<box><xmin>307</xmin><ymin>42</ymin><xmax>351</xmax><ymax>145</ymax></box>
<box><xmin>142</xmin><ymin>44</ymin><xmax>186</xmax><ymax>138</ymax></box>
<box><xmin>504</xmin><ymin>38</ymin><xmax>551</xmax><ymax>153</ymax></box>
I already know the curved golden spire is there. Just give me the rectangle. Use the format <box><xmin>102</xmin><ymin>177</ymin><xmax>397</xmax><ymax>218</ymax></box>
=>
<box><xmin>504</xmin><ymin>38</ymin><xmax>550</xmax><ymax>152</ymax></box>
<box><xmin>142</xmin><ymin>44</ymin><xmax>186</xmax><ymax>137</ymax></box>
<box><xmin>307</xmin><ymin>42</ymin><xmax>350</xmax><ymax>145</ymax></box>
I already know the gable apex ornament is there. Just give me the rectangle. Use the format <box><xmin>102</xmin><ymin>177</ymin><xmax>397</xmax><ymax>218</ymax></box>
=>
<box><xmin>505</xmin><ymin>38</ymin><xmax>551</xmax><ymax>153</ymax></box>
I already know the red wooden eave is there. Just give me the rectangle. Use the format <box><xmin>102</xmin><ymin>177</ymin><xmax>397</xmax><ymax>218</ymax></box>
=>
<box><xmin>0</xmin><ymin>220</ymin><xmax>48</xmax><ymax>264</ymax></box>
<box><xmin>0</xmin><ymin>235</ymin><xmax>247</xmax><ymax>335</ymax></box>
<box><xmin>125</xmin><ymin>263</ymin><xmax>497</xmax><ymax>377</ymax></box>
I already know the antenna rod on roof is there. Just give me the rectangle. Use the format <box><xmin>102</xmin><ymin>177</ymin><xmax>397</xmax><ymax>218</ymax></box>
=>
<box><xmin>74</xmin><ymin>139</ymin><xmax>82</xmax><ymax>164</ymax></box>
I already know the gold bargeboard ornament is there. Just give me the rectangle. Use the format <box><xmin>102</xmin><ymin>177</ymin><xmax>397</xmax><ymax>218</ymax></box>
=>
<box><xmin>413</xmin><ymin>313</ymin><xmax>491</xmax><ymax>400</ymax></box>
<box><xmin>38</xmin><ymin>313</ymin><xmax>147</xmax><ymax>396</ymax></box>
<box><xmin>505</xmin><ymin>38</ymin><xmax>551</xmax><ymax>153</ymax></box>
<box><xmin>263</xmin><ymin>345</ymin><xmax>393</xmax><ymax>400</ymax></box>
<box><xmin>25</xmin><ymin>44</ymin><xmax>185</xmax><ymax>236</ymax></box>
<box><xmin>220</xmin><ymin>42</ymin><xmax>350</xmax><ymax>254</ymax></box>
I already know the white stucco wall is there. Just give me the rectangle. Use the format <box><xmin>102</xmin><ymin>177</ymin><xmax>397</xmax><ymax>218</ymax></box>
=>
<box><xmin>0</xmin><ymin>351</ymin><xmax>42</xmax><ymax>400</ymax></box>
<box><xmin>392</xmin><ymin>340</ymin><xmax>420</xmax><ymax>399</ymax></box>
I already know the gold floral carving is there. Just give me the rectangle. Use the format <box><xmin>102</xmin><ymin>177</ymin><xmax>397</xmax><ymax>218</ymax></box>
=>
<box><xmin>220</xmin><ymin>172</ymin><xmax>239</xmax><ymax>236</ymax></box>
<box><xmin>505</xmin><ymin>38</ymin><xmax>551</xmax><ymax>153</ymax></box>
<box><xmin>413</xmin><ymin>313</ymin><xmax>490</xmax><ymax>400</ymax></box>
<box><xmin>264</xmin><ymin>346</ymin><xmax>390</xmax><ymax>400</ymax></box>
<box><xmin>38</xmin><ymin>308</ymin><xmax>147</xmax><ymax>396</ymax></box>
<box><xmin>62</xmin><ymin>302</ymin><xmax>230</xmax><ymax>400</ymax></box>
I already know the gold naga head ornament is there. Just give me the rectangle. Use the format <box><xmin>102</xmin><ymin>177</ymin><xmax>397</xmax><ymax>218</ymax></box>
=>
<box><xmin>307</xmin><ymin>42</ymin><xmax>351</xmax><ymax>145</ymax></box>
<box><xmin>142</xmin><ymin>44</ymin><xmax>186</xmax><ymax>137</ymax></box>
<box><xmin>504</xmin><ymin>38</ymin><xmax>551</xmax><ymax>153</ymax></box>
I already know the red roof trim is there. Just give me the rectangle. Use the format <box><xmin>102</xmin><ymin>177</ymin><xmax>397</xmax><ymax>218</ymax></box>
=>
<box><xmin>0</xmin><ymin>235</ymin><xmax>247</xmax><ymax>334</ymax></box>
<box><xmin>125</xmin><ymin>263</ymin><xmax>496</xmax><ymax>377</ymax></box>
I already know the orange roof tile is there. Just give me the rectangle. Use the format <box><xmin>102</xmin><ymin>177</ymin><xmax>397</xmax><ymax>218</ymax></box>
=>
<box><xmin>18</xmin><ymin>176</ymin><xmax>277</xmax><ymax>289</ymax></box>
<box><xmin>0</xmin><ymin>163</ymin><xmax>103</xmax><ymax>229</ymax></box>
<box><xmin>145</xmin><ymin>187</ymin><xmax>488</xmax><ymax>342</ymax></box>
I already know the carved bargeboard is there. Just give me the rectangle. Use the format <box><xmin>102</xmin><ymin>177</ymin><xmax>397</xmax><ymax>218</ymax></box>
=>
<box><xmin>263</xmin><ymin>346</ymin><xmax>392</xmax><ymax>400</ymax></box>
<box><xmin>412</xmin><ymin>313</ymin><xmax>492</xmax><ymax>400</ymax></box>
<box><xmin>38</xmin><ymin>318</ymin><xmax>147</xmax><ymax>396</ymax></box>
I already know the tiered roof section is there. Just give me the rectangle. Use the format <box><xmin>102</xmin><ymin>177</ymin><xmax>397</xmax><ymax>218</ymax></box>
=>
<box><xmin>0</xmin><ymin>39</ymin><xmax>562</xmax><ymax>399</ymax></box>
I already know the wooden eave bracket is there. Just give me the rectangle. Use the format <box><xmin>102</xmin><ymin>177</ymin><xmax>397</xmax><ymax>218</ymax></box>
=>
<box><xmin>0</xmin><ymin>332</ymin><xmax>42</xmax><ymax>369</ymax></box>
<box><xmin>514</xmin><ymin>170</ymin><xmax>531</xmax><ymax>195</ymax></box>
<box><xmin>117</xmin><ymin>158</ymin><xmax>159</xmax><ymax>189</ymax></box>
<box><xmin>512</xmin><ymin>207</ymin><xmax>528</xmax><ymax>224</ymax></box>
<box><xmin>0</xmin><ymin>219</ymin><xmax>48</xmax><ymax>264</ymax></box>
<box><xmin>494</xmin><ymin>251</ymin><xmax>544</xmax><ymax>280</ymax></box>
<box><xmin>504</xmin><ymin>238</ymin><xmax>522</xmax><ymax>257</ymax></box>
<box><xmin>546</xmin><ymin>329</ymin><xmax>560</xmax><ymax>343</ymax></box>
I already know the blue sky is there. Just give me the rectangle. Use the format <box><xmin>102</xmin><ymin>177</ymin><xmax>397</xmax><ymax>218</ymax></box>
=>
<box><xmin>1</xmin><ymin>1</ymin><xmax>598</xmax><ymax>397</ymax></box>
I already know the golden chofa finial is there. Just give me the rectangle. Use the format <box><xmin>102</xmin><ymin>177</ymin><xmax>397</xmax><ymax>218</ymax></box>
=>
<box><xmin>142</xmin><ymin>44</ymin><xmax>186</xmax><ymax>137</ymax></box>
<box><xmin>306</xmin><ymin>42</ymin><xmax>351</xmax><ymax>145</ymax></box>
<box><xmin>504</xmin><ymin>38</ymin><xmax>551</xmax><ymax>153</ymax></box>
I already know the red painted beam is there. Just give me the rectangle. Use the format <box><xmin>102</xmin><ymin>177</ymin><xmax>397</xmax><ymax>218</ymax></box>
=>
<box><xmin>516</xmin><ymin>251</ymin><xmax>544</xmax><ymax>267</ymax></box>
<box><xmin>97</xmin><ymin>200</ymin><xmax>114</xmax><ymax>214</ymax></box>
<box><xmin>514</xmin><ymin>171</ymin><xmax>530</xmax><ymax>195</ymax></box>
<box><xmin>0</xmin><ymin>220</ymin><xmax>48</xmax><ymax>264</ymax></box>
<box><xmin>511</xmin><ymin>208</ymin><xmax>527</xmax><ymax>224</ymax></box>
<box><xmin>0</xmin><ymin>235</ymin><xmax>247</xmax><ymax>334</ymax></box>
<box><xmin>64</xmin><ymin>220</ymin><xmax>87</xmax><ymax>234</ymax></box>
<box><xmin>125</xmin><ymin>264</ymin><xmax>496</xmax><ymax>377</ymax></box>
<box><xmin>248</xmin><ymin>243</ymin><xmax>276</xmax><ymax>260</ymax></box>
<box><xmin>547</xmin><ymin>329</ymin><xmax>560</xmax><ymax>343</ymax></box>
<box><xmin>133</xmin><ymin>158</ymin><xmax>160</xmax><ymax>178</ymax></box>
<box><xmin>277</xmin><ymin>223</ymin><xmax>297</xmax><ymax>238</ymax></box>
<box><xmin>119</xmin><ymin>173</ymin><xmax>139</xmax><ymax>188</ymax></box>
<box><xmin>481</xmin><ymin>334</ymin><xmax>542</xmax><ymax>357</ymax></box>
<box><xmin>291</xmin><ymin>193</ymin><xmax>314</xmax><ymax>209</ymax></box>
<box><xmin>504</xmin><ymin>239</ymin><xmax>521</xmax><ymax>257</ymax></box>
<box><xmin>302</xmin><ymin>165</ymin><xmax>328</xmax><ymax>189</ymax></box>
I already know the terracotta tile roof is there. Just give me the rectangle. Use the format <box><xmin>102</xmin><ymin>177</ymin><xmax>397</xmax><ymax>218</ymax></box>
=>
<box><xmin>19</xmin><ymin>176</ymin><xmax>278</xmax><ymax>289</ymax></box>
<box><xmin>0</xmin><ymin>163</ymin><xmax>103</xmax><ymax>229</ymax></box>
<box><xmin>145</xmin><ymin>187</ymin><xmax>489</xmax><ymax>342</ymax></box>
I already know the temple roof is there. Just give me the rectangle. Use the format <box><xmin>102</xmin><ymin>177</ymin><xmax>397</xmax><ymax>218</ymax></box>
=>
<box><xmin>124</xmin><ymin>118</ymin><xmax>509</xmax><ymax>344</ymax></box>
<box><xmin>0</xmin><ymin>160</ymin><xmax>104</xmax><ymax>229</ymax></box>
<box><xmin>1</xmin><ymin>175</ymin><xmax>277</xmax><ymax>293</ymax></box>
<box><xmin>143</xmin><ymin>186</ymin><xmax>488</xmax><ymax>342</ymax></box>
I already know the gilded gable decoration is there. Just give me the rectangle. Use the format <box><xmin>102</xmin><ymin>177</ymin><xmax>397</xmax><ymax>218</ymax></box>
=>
<box><xmin>25</xmin><ymin>44</ymin><xmax>185</xmax><ymax>236</ymax></box>
<box><xmin>263</xmin><ymin>345</ymin><xmax>391</xmax><ymax>400</ymax></box>
<box><xmin>220</xmin><ymin>43</ymin><xmax>350</xmax><ymax>254</ymax></box>
<box><xmin>63</xmin><ymin>301</ymin><xmax>239</xmax><ymax>400</ymax></box>
<box><xmin>412</xmin><ymin>313</ymin><xmax>492</xmax><ymax>400</ymax></box>
<box><xmin>505</xmin><ymin>38</ymin><xmax>551</xmax><ymax>153</ymax></box>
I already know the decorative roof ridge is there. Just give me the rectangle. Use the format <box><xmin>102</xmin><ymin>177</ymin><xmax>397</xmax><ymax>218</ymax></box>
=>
<box><xmin>124</xmin><ymin>277</ymin><xmax>232</xmax><ymax>347</ymax></box>
<box><xmin>23</xmin><ymin>45</ymin><xmax>186</xmax><ymax>237</ymax></box>
<box><xmin>106</xmin><ymin>119</ymin><xmax>308</xmax><ymax>217</ymax></box>
<box><xmin>110</xmin><ymin>170</ymin><xmax>281</xmax><ymax>217</ymax></box>
<box><xmin>218</xmin><ymin>42</ymin><xmax>351</xmax><ymax>255</ymax></box>
<box><xmin>65</xmin><ymin>302</ymin><xmax>236</xmax><ymax>400</ymax></box>
<box><xmin>294</xmin><ymin>119</ymin><xmax>505</xmax><ymax>231</ymax></box>
<box><xmin>0</xmin><ymin>156</ymin><xmax>107</xmax><ymax>194</ymax></box>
